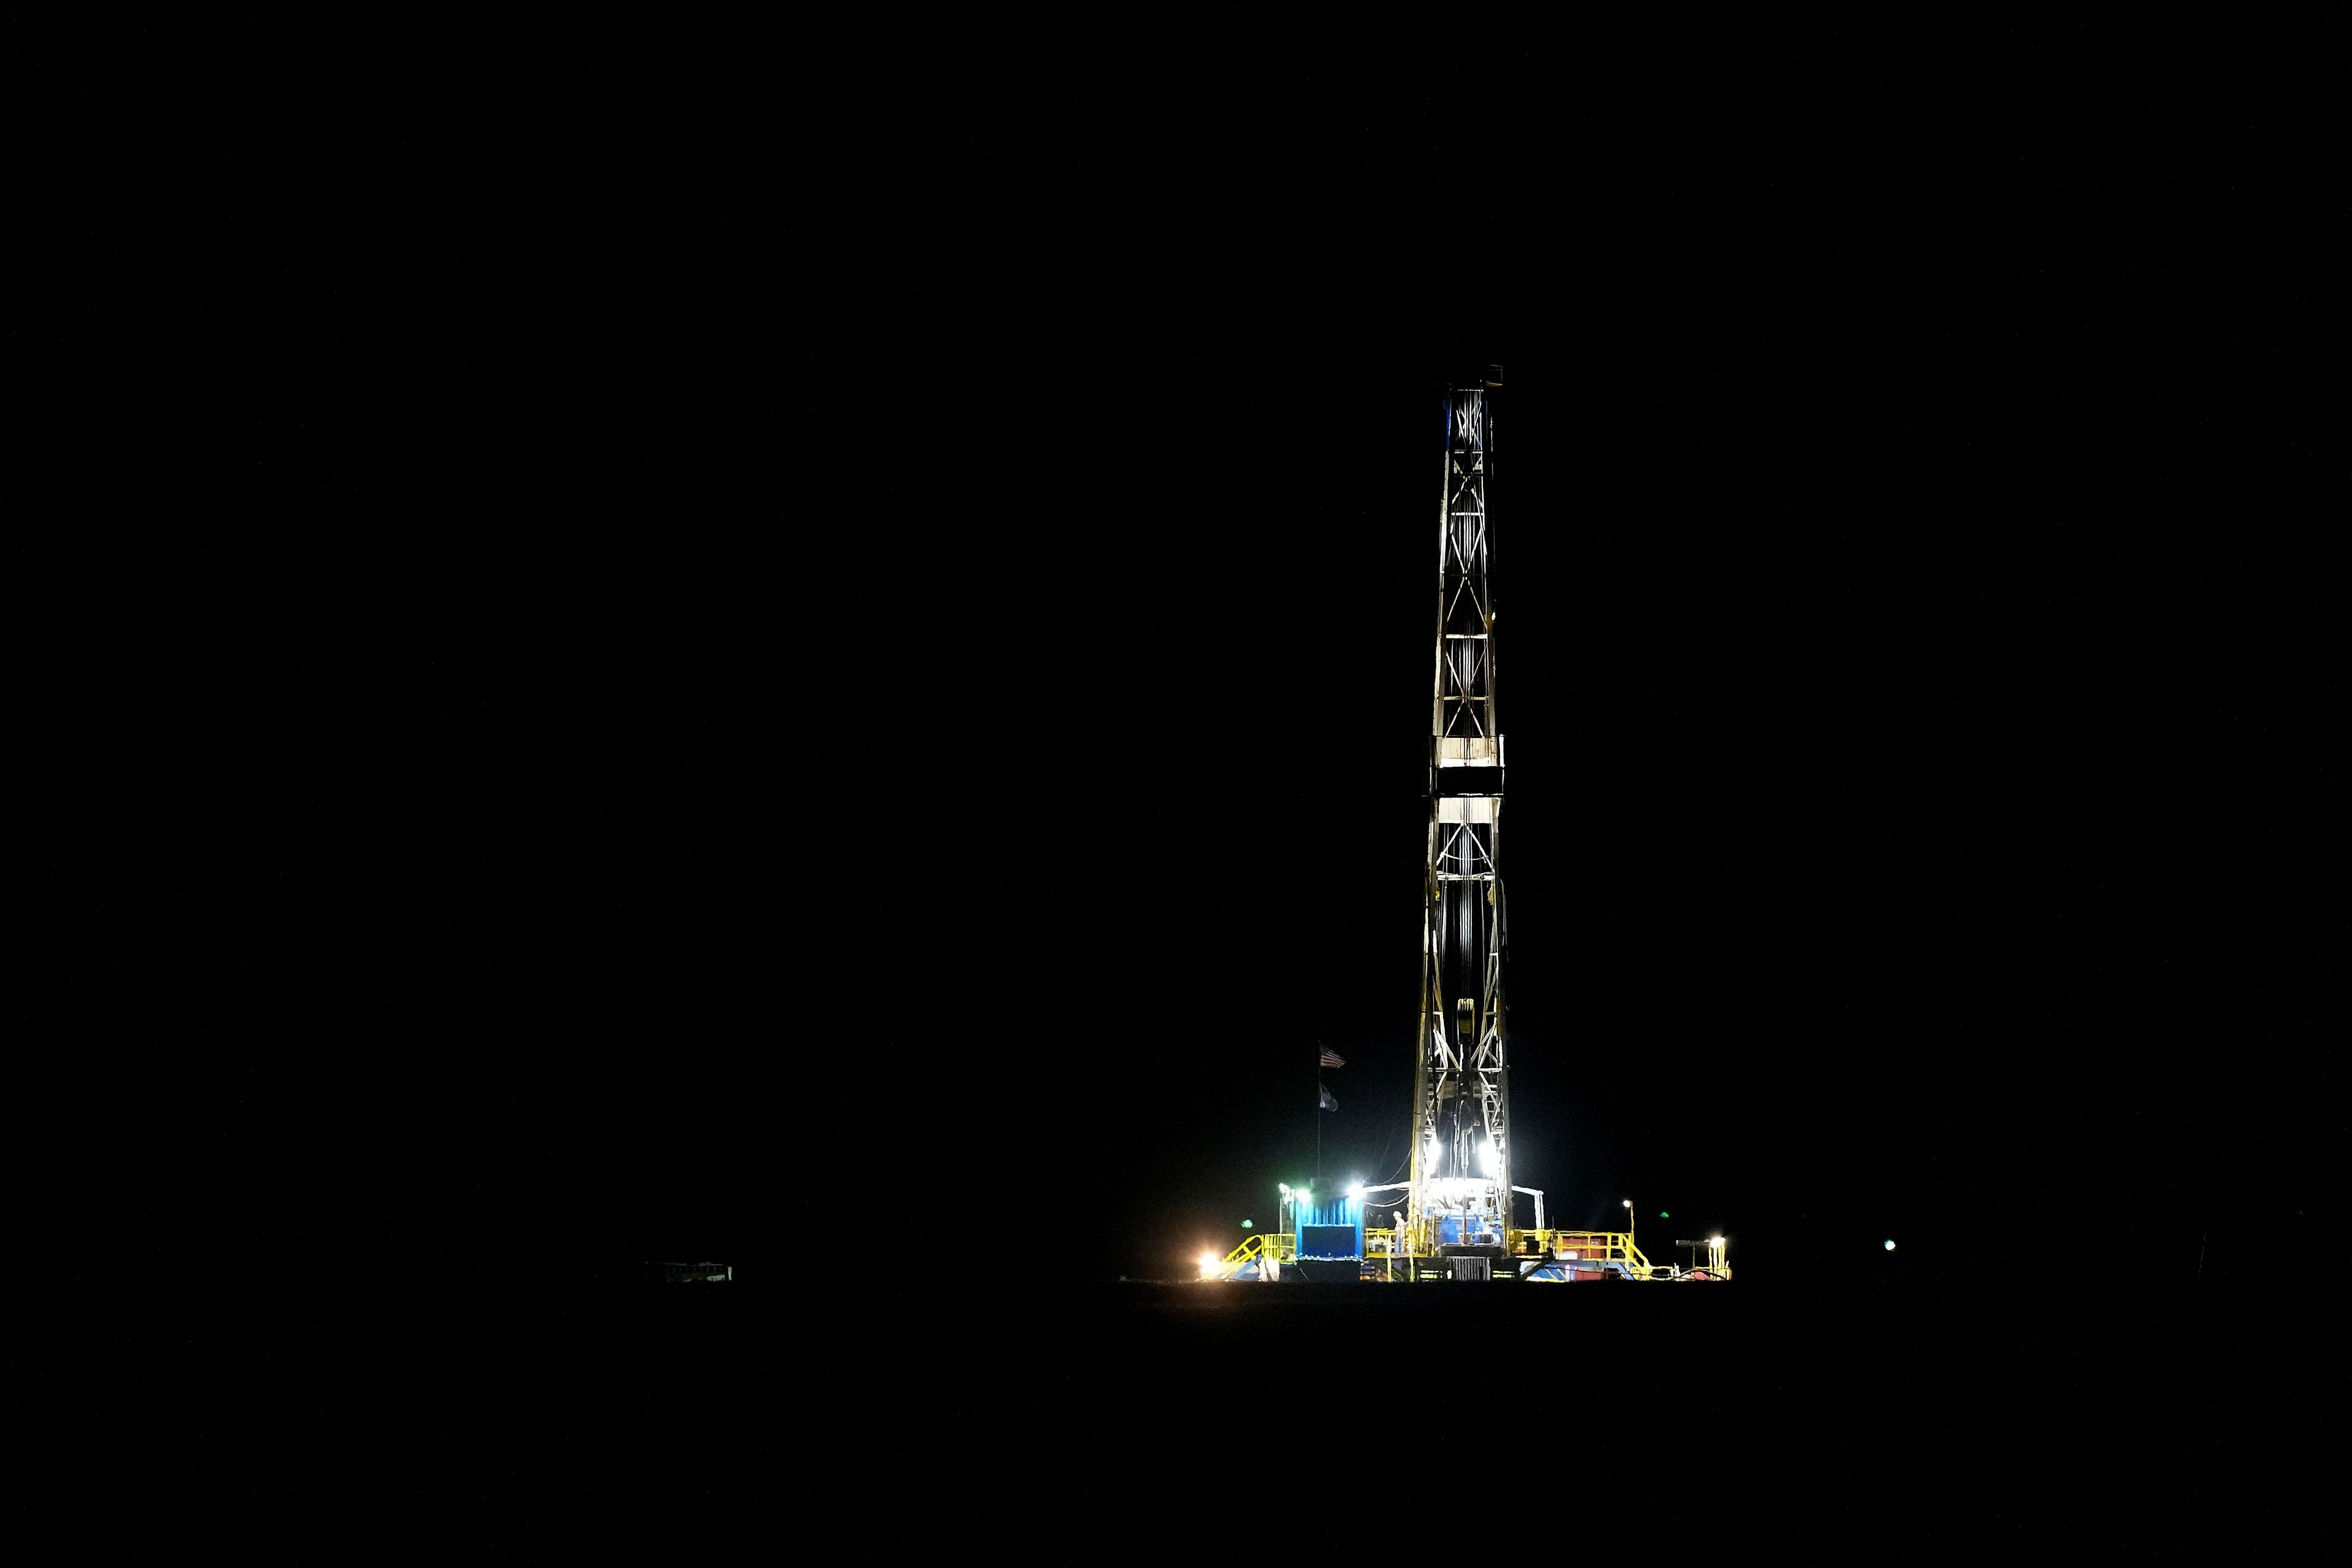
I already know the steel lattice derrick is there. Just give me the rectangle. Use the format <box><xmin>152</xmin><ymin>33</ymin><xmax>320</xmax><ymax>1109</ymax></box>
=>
<box><xmin>1406</xmin><ymin>376</ymin><xmax>1512</xmax><ymax>1256</ymax></box>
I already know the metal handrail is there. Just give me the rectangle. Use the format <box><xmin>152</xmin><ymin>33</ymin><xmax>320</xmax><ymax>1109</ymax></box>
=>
<box><xmin>1216</xmin><ymin>1225</ymin><xmax>1707</xmax><ymax>1279</ymax></box>
<box><xmin>1217</xmin><ymin>1232</ymin><xmax>1297</xmax><ymax>1267</ymax></box>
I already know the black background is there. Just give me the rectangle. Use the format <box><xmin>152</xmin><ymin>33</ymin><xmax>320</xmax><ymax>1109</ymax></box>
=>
<box><xmin>18</xmin><ymin>20</ymin><xmax>2337</xmax><ymax>1543</ymax></box>
<box><xmin>29</xmin><ymin>26</ymin><xmax>2330</xmax><ymax>1301</ymax></box>
<box><xmin>872</xmin><ymin>52</ymin><xmax>2334</xmax><ymax>1288</ymax></box>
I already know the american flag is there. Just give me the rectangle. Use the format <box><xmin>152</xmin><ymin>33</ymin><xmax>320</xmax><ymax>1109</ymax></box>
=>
<box><xmin>1318</xmin><ymin>1046</ymin><xmax>1346</xmax><ymax>1069</ymax></box>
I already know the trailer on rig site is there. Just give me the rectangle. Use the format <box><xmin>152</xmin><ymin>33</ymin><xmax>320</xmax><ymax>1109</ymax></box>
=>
<box><xmin>1199</xmin><ymin>368</ymin><xmax>1730</xmax><ymax>1286</ymax></box>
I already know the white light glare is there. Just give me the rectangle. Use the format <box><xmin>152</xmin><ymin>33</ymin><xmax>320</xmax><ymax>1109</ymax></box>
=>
<box><xmin>1477</xmin><ymin>1139</ymin><xmax>1496</xmax><ymax>1177</ymax></box>
<box><xmin>1198</xmin><ymin>1253</ymin><xmax>1221</xmax><ymax>1278</ymax></box>
<box><xmin>1348</xmin><ymin>1183</ymin><xmax>1365</xmax><ymax>1200</ymax></box>
<box><xmin>1709</xmin><ymin>1236</ymin><xmax>1724</xmax><ymax>1246</ymax></box>
<box><xmin>1884</xmin><ymin>1240</ymin><xmax>1896</xmax><ymax>1251</ymax></box>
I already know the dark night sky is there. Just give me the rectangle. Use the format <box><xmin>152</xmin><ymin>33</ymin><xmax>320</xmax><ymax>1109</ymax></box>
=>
<box><xmin>876</xmin><ymin>63</ymin><xmax>2331</xmax><ymax>1284</ymax></box>
<box><xmin>32</xmin><ymin>33</ymin><xmax>2330</xmax><ymax>1285</ymax></box>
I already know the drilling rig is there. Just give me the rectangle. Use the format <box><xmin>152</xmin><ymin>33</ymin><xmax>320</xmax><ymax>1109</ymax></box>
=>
<box><xmin>1201</xmin><ymin>368</ymin><xmax>1730</xmax><ymax>1284</ymax></box>
<box><xmin>1394</xmin><ymin>369</ymin><xmax>1517</xmax><ymax>1269</ymax></box>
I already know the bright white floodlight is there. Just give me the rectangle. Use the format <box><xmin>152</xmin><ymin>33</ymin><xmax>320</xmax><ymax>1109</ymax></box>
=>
<box><xmin>1198</xmin><ymin>1253</ymin><xmax>1220</xmax><ymax>1277</ymax></box>
<box><xmin>1348</xmin><ymin>1183</ymin><xmax>1365</xmax><ymax>1200</ymax></box>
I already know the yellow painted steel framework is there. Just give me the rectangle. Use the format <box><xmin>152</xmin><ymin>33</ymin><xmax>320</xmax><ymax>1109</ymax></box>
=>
<box><xmin>1209</xmin><ymin>1229</ymin><xmax>1730</xmax><ymax>1281</ymax></box>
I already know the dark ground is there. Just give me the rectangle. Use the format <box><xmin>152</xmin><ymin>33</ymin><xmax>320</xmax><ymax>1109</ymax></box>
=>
<box><xmin>475</xmin><ymin>1273</ymin><xmax>2325</xmax><ymax>1547</ymax></box>
<box><xmin>29</xmin><ymin>1270</ymin><xmax>2326</xmax><ymax>1546</ymax></box>
<box><xmin>924</xmin><ymin>1277</ymin><xmax>2329</xmax><ymax>1545</ymax></box>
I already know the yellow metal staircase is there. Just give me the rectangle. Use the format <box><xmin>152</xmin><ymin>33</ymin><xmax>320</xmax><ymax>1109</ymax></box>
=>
<box><xmin>1208</xmin><ymin>1232</ymin><xmax>1295</xmax><ymax>1280</ymax></box>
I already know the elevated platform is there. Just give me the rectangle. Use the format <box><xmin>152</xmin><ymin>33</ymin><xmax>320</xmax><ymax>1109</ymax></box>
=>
<box><xmin>1204</xmin><ymin>1229</ymin><xmax>1728</xmax><ymax>1283</ymax></box>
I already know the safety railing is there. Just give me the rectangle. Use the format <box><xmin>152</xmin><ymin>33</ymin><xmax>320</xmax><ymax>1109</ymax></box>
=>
<box><xmin>1510</xmin><ymin>1230</ymin><xmax>1668</xmax><ymax>1276</ymax></box>
<box><xmin>1217</xmin><ymin>1224</ymin><xmax>1713</xmax><ymax>1280</ymax></box>
<box><xmin>1363</xmin><ymin>1225</ymin><xmax>1638</xmax><ymax>1264</ymax></box>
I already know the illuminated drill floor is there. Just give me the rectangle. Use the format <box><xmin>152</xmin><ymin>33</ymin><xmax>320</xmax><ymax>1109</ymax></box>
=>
<box><xmin>1204</xmin><ymin>1227</ymin><xmax>1729</xmax><ymax>1283</ymax></box>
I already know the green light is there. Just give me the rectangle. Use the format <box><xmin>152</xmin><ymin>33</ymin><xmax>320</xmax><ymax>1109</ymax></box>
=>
<box><xmin>1241</xmin><ymin>1220</ymin><xmax>1253</xmax><ymax>1229</ymax></box>
<box><xmin>1659</xmin><ymin>1211</ymin><xmax>1669</xmax><ymax>1218</ymax></box>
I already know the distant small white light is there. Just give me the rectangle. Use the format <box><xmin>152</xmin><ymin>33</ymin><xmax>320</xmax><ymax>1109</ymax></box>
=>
<box><xmin>1884</xmin><ymin>1239</ymin><xmax>1897</xmax><ymax>1251</ymax></box>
